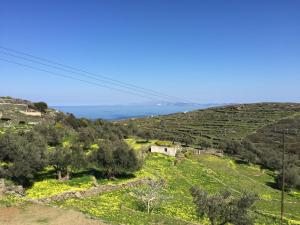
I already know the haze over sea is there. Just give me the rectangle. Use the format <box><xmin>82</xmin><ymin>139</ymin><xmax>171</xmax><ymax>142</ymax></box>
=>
<box><xmin>53</xmin><ymin>103</ymin><xmax>220</xmax><ymax>121</ymax></box>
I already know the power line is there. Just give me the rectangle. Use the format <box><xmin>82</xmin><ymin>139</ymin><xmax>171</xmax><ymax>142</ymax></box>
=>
<box><xmin>0</xmin><ymin>45</ymin><xmax>191</xmax><ymax>103</ymax></box>
<box><xmin>0</xmin><ymin>50</ymin><xmax>176</xmax><ymax>101</ymax></box>
<box><xmin>0</xmin><ymin>57</ymin><xmax>159</xmax><ymax>101</ymax></box>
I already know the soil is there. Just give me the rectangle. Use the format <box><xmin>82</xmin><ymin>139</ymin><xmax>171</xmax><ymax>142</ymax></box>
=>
<box><xmin>0</xmin><ymin>204</ymin><xmax>108</xmax><ymax>225</ymax></box>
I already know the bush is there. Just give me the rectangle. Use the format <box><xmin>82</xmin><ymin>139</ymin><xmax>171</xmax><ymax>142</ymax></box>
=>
<box><xmin>33</xmin><ymin>102</ymin><xmax>48</xmax><ymax>113</ymax></box>
<box><xmin>275</xmin><ymin>166</ymin><xmax>300</xmax><ymax>191</ymax></box>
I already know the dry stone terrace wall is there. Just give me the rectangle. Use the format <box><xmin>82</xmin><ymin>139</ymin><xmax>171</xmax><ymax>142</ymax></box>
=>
<box><xmin>28</xmin><ymin>178</ymin><xmax>151</xmax><ymax>204</ymax></box>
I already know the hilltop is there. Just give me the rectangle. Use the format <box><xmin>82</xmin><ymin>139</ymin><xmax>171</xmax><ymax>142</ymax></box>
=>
<box><xmin>0</xmin><ymin>96</ymin><xmax>58</xmax><ymax>132</ymax></box>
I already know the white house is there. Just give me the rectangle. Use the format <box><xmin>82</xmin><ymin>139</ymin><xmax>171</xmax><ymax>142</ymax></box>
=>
<box><xmin>150</xmin><ymin>145</ymin><xmax>180</xmax><ymax>157</ymax></box>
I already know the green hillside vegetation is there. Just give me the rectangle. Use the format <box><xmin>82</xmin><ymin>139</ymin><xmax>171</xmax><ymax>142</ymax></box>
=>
<box><xmin>1</xmin><ymin>139</ymin><xmax>299</xmax><ymax>224</ymax></box>
<box><xmin>1</xmin><ymin>99</ymin><xmax>300</xmax><ymax>224</ymax></box>
<box><xmin>124</xmin><ymin>103</ymin><xmax>300</xmax><ymax>191</ymax></box>
<box><xmin>246</xmin><ymin>115</ymin><xmax>300</xmax><ymax>190</ymax></box>
<box><xmin>247</xmin><ymin>115</ymin><xmax>300</xmax><ymax>168</ymax></box>
<box><xmin>34</xmin><ymin>141</ymin><xmax>300</xmax><ymax>224</ymax></box>
<box><xmin>125</xmin><ymin>103</ymin><xmax>300</xmax><ymax>147</ymax></box>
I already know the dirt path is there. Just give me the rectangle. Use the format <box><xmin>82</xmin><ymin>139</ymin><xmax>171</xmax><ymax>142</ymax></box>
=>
<box><xmin>0</xmin><ymin>204</ymin><xmax>108</xmax><ymax>225</ymax></box>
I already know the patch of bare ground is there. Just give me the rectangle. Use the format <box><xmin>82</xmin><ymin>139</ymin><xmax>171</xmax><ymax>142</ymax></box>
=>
<box><xmin>0</xmin><ymin>204</ymin><xmax>108</xmax><ymax>225</ymax></box>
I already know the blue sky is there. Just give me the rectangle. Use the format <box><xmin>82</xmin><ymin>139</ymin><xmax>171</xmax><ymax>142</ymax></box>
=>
<box><xmin>0</xmin><ymin>0</ymin><xmax>299</xmax><ymax>105</ymax></box>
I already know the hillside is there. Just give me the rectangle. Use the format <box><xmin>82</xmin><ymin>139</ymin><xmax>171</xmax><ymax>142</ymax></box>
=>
<box><xmin>1</xmin><ymin>99</ymin><xmax>300</xmax><ymax>224</ymax></box>
<box><xmin>55</xmin><ymin>152</ymin><xmax>300</xmax><ymax>224</ymax></box>
<box><xmin>0</xmin><ymin>96</ymin><xmax>57</xmax><ymax>133</ymax></box>
<box><xmin>246</xmin><ymin>115</ymin><xmax>300</xmax><ymax>169</ymax></box>
<box><xmin>1</xmin><ymin>140</ymin><xmax>299</xmax><ymax>225</ymax></box>
<box><xmin>124</xmin><ymin>103</ymin><xmax>300</xmax><ymax>147</ymax></box>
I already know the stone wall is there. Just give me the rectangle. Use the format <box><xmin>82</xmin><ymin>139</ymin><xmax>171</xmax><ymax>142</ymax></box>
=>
<box><xmin>0</xmin><ymin>179</ymin><xmax>5</xmax><ymax>196</ymax></box>
<box><xmin>0</xmin><ymin>179</ymin><xmax>25</xmax><ymax>196</ymax></box>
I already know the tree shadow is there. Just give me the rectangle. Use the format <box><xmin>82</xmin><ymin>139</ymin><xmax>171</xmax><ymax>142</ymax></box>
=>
<box><xmin>266</xmin><ymin>181</ymin><xmax>279</xmax><ymax>190</ymax></box>
<box><xmin>234</xmin><ymin>159</ymin><xmax>250</xmax><ymax>165</ymax></box>
<box><xmin>71</xmin><ymin>169</ymin><xmax>136</xmax><ymax>180</ymax></box>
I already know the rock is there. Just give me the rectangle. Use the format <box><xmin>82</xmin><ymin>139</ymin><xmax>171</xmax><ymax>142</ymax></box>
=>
<box><xmin>74</xmin><ymin>192</ymin><xmax>82</xmax><ymax>199</ymax></box>
<box><xmin>0</xmin><ymin>179</ymin><xmax>5</xmax><ymax>195</ymax></box>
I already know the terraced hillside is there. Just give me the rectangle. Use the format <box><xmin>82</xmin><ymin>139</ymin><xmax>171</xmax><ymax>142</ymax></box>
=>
<box><xmin>125</xmin><ymin>103</ymin><xmax>300</xmax><ymax>147</ymax></box>
<box><xmin>0</xmin><ymin>97</ymin><xmax>57</xmax><ymax>133</ymax></box>
<box><xmin>246</xmin><ymin>115</ymin><xmax>300</xmax><ymax>169</ymax></box>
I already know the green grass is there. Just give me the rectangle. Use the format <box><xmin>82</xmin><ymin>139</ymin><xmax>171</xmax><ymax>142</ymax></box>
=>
<box><xmin>26</xmin><ymin>176</ymin><xmax>95</xmax><ymax>199</ymax></box>
<box><xmin>53</xmin><ymin>153</ymin><xmax>300</xmax><ymax>225</ymax></box>
<box><xmin>125</xmin><ymin>138</ymin><xmax>156</xmax><ymax>151</ymax></box>
<box><xmin>2</xmin><ymin>140</ymin><xmax>299</xmax><ymax>224</ymax></box>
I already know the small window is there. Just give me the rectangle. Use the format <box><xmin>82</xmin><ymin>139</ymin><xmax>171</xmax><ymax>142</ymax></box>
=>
<box><xmin>164</xmin><ymin>148</ymin><xmax>168</xmax><ymax>152</ymax></box>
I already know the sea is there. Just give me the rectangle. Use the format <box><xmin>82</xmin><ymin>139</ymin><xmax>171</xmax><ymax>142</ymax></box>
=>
<box><xmin>52</xmin><ymin>103</ymin><xmax>220</xmax><ymax>121</ymax></box>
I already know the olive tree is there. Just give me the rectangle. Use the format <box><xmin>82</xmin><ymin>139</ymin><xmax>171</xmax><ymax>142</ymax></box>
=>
<box><xmin>190</xmin><ymin>187</ymin><xmax>258</xmax><ymax>225</ymax></box>
<box><xmin>0</xmin><ymin>131</ymin><xmax>49</xmax><ymax>186</ymax></box>
<box><xmin>90</xmin><ymin>140</ymin><xmax>141</xmax><ymax>179</ymax></box>
<box><xmin>49</xmin><ymin>144</ymin><xmax>86</xmax><ymax>180</ymax></box>
<box><xmin>130</xmin><ymin>179</ymin><xmax>168</xmax><ymax>213</ymax></box>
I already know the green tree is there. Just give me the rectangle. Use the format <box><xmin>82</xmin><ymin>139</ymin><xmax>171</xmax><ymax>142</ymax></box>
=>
<box><xmin>33</xmin><ymin>102</ymin><xmax>48</xmax><ymax>113</ymax></box>
<box><xmin>77</xmin><ymin>127</ymin><xmax>97</xmax><ymax>149</ymax></box>
<box><xmin>49</xmin><ymin>144</ymin><xmax>86</xmax><ymax>180</ymax></box>
<box><xmin>275</xmin><ymin>166</ymin><xmax>300</xmax><ymax>191</ymax></box>
<box><xmin>0</xmin><ymin>131</ymin><xmax>49</xmax><ymax>186</ymax></box>
<box><xmin>180</xmin><ymin>135</ymin><xmax>193</xmax><ymax>146</ymax></box>
<box><xmin>91</xmin><ymin>140</ymin><xmax>141</xmax><ymax>179</ymax></box>
<box><xmin>200</xmin><ymin>140</ymin><xmax>212</xmax><ymax>149</ymax></box>
<box><xmin>190</xmin><ymin>187</ymin><xmax>258</xmax><ymax>225</ymax></box>
<box><xmin>34</xmin><ymin>124</ymin><xmax>66</xmax><ymax>146</ymax></box>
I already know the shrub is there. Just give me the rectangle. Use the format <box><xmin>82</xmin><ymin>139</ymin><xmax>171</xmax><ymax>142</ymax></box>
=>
<box><xmin>33</xmin><ymin>102</ymin><xmax>48</xmax><ymax>113</ymax></box>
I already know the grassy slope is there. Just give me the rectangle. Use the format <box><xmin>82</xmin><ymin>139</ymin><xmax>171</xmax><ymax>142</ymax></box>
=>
<box><xmin>3</xmin><ymin>139</ymin><xmax>299</xmax><ymax>224</ymax></box>
<box><xmin>25</xmin><ymin>140</ymin><xmax>295</xmax><ymax>225</ymax></box>
<box><xmin>52</xmin><ymin>153</ymin><xmax>300</xmax><ymax>224</ymax></box>
<box><xmin>126</xmin><ymin>103</ymin><xmax>300</xmax><ymax>146</ymax></box>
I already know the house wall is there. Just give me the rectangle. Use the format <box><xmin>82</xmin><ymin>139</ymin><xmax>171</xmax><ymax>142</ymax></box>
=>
<box><xmin>150</xmin><ymin>145</ymin><xmax>178</xmax><ymax>157</ymax></box>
